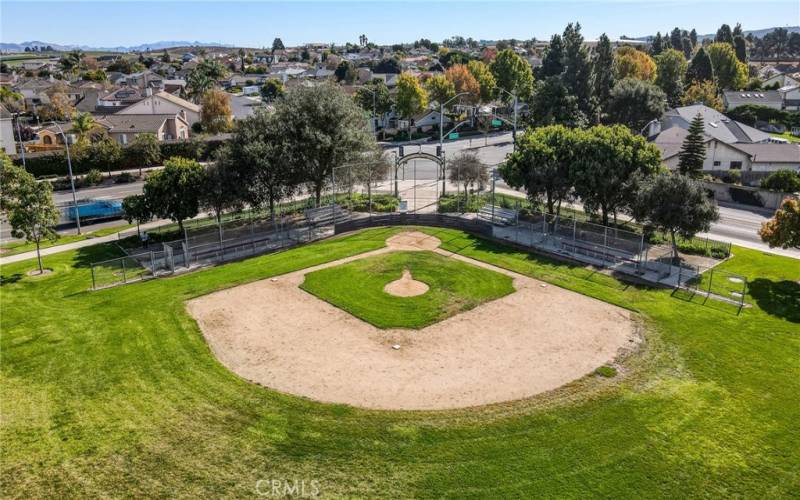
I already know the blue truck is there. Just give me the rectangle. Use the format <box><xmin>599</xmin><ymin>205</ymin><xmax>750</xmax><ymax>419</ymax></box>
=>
<box><xmin>66</xmin><ymin>199</ymin><xmax>124</xmax><ymax>221</ymax></box>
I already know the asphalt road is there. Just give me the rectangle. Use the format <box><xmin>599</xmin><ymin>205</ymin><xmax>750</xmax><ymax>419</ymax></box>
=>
<box><xmin>7</xmin><ymin>131</ymin><xmax>796</xmax><ymax>259</ymax></box>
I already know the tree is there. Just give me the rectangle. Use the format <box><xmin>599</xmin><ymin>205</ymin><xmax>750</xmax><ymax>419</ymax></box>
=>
<box><xmin>122</xmin><ymin>194</ymin><xmax>152</xmax><ymax>239</ymax></box>
<box><xmin>500</xmin><ymin>125</ymin><xmax>576</xmax><ymax>215</ymax></box>
<box><xmin>466</xmin><ymin>60</ymin><xmax>497</xmax><ymax>103</ymax></box>
<box><xmin>425</xmin><ymin>74</ymin><xmax>456</xmax><ymax>108</ymax></box>
<box><xmin>733</xmin><ymin>35</ymin><xmax>747</xmax><ymax>63</ymax></box>
<box><xmin>590</xmin><ymin>34</ymin><xmax>615</xmax><ymax>122</ymax></box>
<box><xmin>681</xmin><ymin>80</ymin><xmax>723</xmax><ymax>111</ymax></box>
<box><xmin>572</xmin><ymin>125</ymin><xmax>662</xmax><ymax>225</ymax></box>
<box><xmin>562</xmin><ymin>22</ymin><xmax>592</xmax><ymax>115</ymax></box>
<box><xmin>715</xmin><ymin>24</ymin><xmax>734</xmax><ymax>45</ymax></box>
<box><xmin>529</xmin><ymin>77</ymin><xmax>587</xmax><ymax>128</ymax></box>
<box><xmin>538</xmin><ymin>34</ymin><xmax>564</xmax><ymax>78</ymax></box>
<box><xmin>633</xmin><ymin>173</ymin><xmax>719</xmax><ymax>260</ymax></box>
<box><xmin>677</xmin><ymin>113</ymin><xmax>706</xmax><ymax>178</ymax></box>
<box><xmin>447</xmin><ymin>151</ymin><xmax>488</xmax><ymax>203</ymax></box>
<box><xmin>687</xmin><ymin>47</ymin><xmax>713</xmax><ymax>83</ymax></box>
<box><xmin>200</xmin><ymin>89</ymin><xmax>233</xmax><ymax>134</ymax></box>
<box><xmin>0</xmin><ymin>86</ymin><xmax>22</xmax><ymax>105</ymax></box>
<box><xmin>490</xmin><ymin>49</ymin><xmax>534</xmax><ymax>102</ymax></box>
<box><xmin>161</xmin><ymin>49</ymin><xmax>171</xmax><ymax>63</ymax></box>
<box><xmin>355</xmin><ymin>78</ymin><xmax>392</xmax><ymax>116</ymax></box>
<box><xmin>88</xmin><ymin>137</ymin><xmax>123</xmax><ymax>176</ymax></box>
<box><xmin>351</xmin><ymin>147</ymin><xmax>392</xmax><ymax>211</ymax></box>
<box><xmin>670</xmin><ymin>28</ymin><xmax>683</xmax><ymax>50</ymax></box>
<box><xmin>334</xmin><ymin>60</ymin><xmax>357</xmax><ymax>84</ymax></box>
<box><xmin>395</xmin><ymin>73</ymin><xmax>428</xmax><ymax>138</ymax></box>
<box><xmin>142</xmin><ymin>157</ymin><xmax>205</xmax><ymax>235</ymax></box>
<box><xmin>200</xmin><ymin>149</ymin><xmax>243</xmax><ymax>245</ymax></box>
<box><xmin>187</xmin><ymin>72</ymin><xmax>213</xmax><ymax>102</ymax></box>
<box><xmin>655</xmin><ymin>48</ymin><xmax>688</xmax><ymax>107</ymax></box>
<box><xmin>651</xmin><ymin>32</ymin><xmax>664</xmax><ymax>56</ymax></box>
<box><xmin>70</xmin><ymin>111</ymin><xmax>99</xmax><ymax>147</ymax></box>
<box><xmin>681</xmin><ymin>36</ymin><xmax>694</xmax><ymax>60</ymax></box>
<box><xmin>39</xmin><ymin>92</ymin><xmax>74</xmax><ymax>121</ymax></box>
<box><xmin>0</xmin><ymin>153</ymin><xmax>33</xmax><ymax>212</ymax></box>
<box><xmin>445</xmin><ymin>64</ymin><xmax>480</xmax><ymax>104</ymax></box>
<box><xmin>272</xmin><ymin>82</ymin><xmax>376</xmax><ymax>205</ymax></box>
<box><xmin>59</xmin><ymin>49</ymin><xmax>83</xmax><ymax>75</ymax></box>
<box><xmin>606</xmin><ymin>78</ymin><xmax>666</xmax><ymax>132</ymax></box>
<box><xmin>272</xmin><ymin>38</ymin><xmax>285</xmax><ymax>53</ymax></box>
<box><xmin>125</xmin><ymin>133</ymin><xmax>161</xmax><ymax>175</ymax></box>
<box><xmin>260</xmin><ymin>78</ymin><xmax>285</xmax><ymax>102</ymax></box>
<box><xmin>760</xmin><ymin>197</ymin><xmax>800</xmax><ymax>249</ymax></box>
<box><xmin>706</xmin><ymin>42</ymin><xmax>748</xmax><ymax>90</ymax></box>
<box><xmin>690</xmin><ymin>29</ymin><xmax>698</xmax><ymax>48</ymax></box>
<box><xmin>761</xmin><ymin>170</ymin><xmax>800</xmax><ymax>193</ymax></box>
<box><xmin>373</xmin><ymin>57</ymin><xmax>401</xmax><ymax>74</ymax></box>
<box><xmin>613</xmin><ymin>46</ymin><xmax>657</xmax><ymax>82</ymax></box>
<box><xmin>7</xmin><ymin>177</ymin><xmax>60</xmax><ymax>273</ymax></box>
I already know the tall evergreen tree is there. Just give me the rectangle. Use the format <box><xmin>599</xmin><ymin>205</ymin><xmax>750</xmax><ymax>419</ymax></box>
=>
<box><xmin>677</xmin><ymin>113</ymin><xmax>706</xmax><ymax>178</ymax></box>
<box><xmin>687</xmin><ymin>47</ymin><xmax>713</xmax><ymax>83</ymax></box>
<box><xmin>562</xmin><ymin>22</ymin><xmax>592</xmax><ymax>115</ymax></box>
<box><xmin>651</xmin><ymin>32</ymin><xmax>664</xmax><ymax>56</ymax></box>
<box><xmin>681</xmin><ymin>37</ymin><xmax>693</xmax><ymax>59</ymax></box>
<box><xmin>734</xmin><ymin>35</ymin><xmax>747</xmax><ymax>62</ymax></box>
<box><xmin>539</xmin><ymin>34</ymin><xmax>564</xmax><ymax>78</ymax></box>
<box><xmin>591</xmin><ymin>33</ymin><xmax>615</xmax><ymax>122</ymax></box>
<box><xmin>715</xmin><ymin>24</ymin><xmax>733</xmax><ymax>45</ymax></box>
<box><xmin>690</xmin><ymin>29</ymin><xmax>698</xmax><ymax>47</ymax></box>
<box><xmin>670</xmin><ymin>28</ymin><xmax>683</xmax><ymax>49</ymax></box>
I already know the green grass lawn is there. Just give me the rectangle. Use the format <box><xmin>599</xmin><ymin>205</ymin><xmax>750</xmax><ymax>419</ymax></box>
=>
<box><xmin>301</xmin><ymin>251</ymin><xmax>514</xmax><ymax>329</ymax></box>
<box><xmin>1</xmin><ymin>226</ymin><xmax>799</xmax><ymax>497</ymax></box>
<box><xmin>769</xmin><ymin>132</ymin><xmax>800</xmax><ymax>144</ymax></box>
<box><xmin>0</xmin><ymin>223</ymin><xmax>134</xmax><ymax>257</ymax></box>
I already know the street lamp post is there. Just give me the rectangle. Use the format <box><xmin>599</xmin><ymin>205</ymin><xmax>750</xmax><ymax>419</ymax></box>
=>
<box><xmin>13</xmin><ymin>113</ymin><xmax>27</xmax><ymax>170</ymax></box>
<box><xmin>359</xmin><ymin>85</ymin><xmax>379</xmax><ymax>137</ymax></box>
<box><xmin>496</xmin><ymin>87</ymin><xmax>518</xmax><ymax>150</ymax></box>
<box><xmin>439</xmin><ymin>92</ymin><xmax>470</xmax><ymax>194</ymax></box>
<box><xmin>49</xmin><ymin>121</ymin><xmax>81</xmax><ymax>235</ymax></box>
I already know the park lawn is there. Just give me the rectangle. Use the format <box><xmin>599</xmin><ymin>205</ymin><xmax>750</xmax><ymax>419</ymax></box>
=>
<box><xmin>0</xmin><ymin>223</ymin><xmax>135</xmax><ymax>257</ymax></box>
<box><xmin>301</xmin><ymin>251</ymin><xmax>514</xmax><ymax>329</ymax></box>
<box><xmin>769</xmin><ymin>132</ymin><xmax>800</xmax><ymax>144</ymax></box>
<box><xmin>1</xmin><ymin>226</ymin><xmax>799</xmax><ymax>498</ymax></box>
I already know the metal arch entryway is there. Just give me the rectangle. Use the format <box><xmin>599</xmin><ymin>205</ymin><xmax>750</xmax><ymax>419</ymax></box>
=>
<box><xmin>393</xmin><ymin>148</ymin><xmax>445</xmax><ymax>213</ymax></box>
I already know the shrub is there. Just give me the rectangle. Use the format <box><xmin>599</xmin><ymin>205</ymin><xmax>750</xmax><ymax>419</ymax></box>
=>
<box><xmin>84</xmin><ymin>169</ymin><xmax>104</xmax><ymax>185</ymax></box>
<box><xmin>115</xmin><ymin>172</ymin><xmax>137</xmax><ymax>184</ymax></box>
<box><xmin>761</xmin><ymin>170</ymin><xmax>800</xmax><ymax>193</ymax></box>
<box><xmin>595</xmin><ymin>366</ymin><xmax>617</xmax><ymax>377</ymax></box>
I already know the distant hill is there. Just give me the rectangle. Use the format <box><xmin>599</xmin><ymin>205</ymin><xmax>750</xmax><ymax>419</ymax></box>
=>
<box><xmin>0</xmin><ymin>40</ymin><xmax>231</xmax><ymax>53</ymax></box>
<box><xmin>629</xmin><ymin>26</ymin><xmax>800</xmax><ymax>42</ymax></box>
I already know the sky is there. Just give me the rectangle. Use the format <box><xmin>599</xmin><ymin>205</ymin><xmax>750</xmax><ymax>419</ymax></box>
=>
<box><xmin>1</xmin><ymin>1</ymin><xmax>799</xmax><ymax>48</ymax></box>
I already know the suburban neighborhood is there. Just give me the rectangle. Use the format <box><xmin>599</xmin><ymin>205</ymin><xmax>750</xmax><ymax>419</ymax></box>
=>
<box><xmin>1</xmin><ymin>1</ymin><xmax>799</xmax><ymax>498</ymax></box>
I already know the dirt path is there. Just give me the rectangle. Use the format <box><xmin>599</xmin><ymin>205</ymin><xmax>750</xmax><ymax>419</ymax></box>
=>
<box><xmin>187</xmin><ymin>231</ymin><xmax>638</xmax><ymax>410</ymax></box>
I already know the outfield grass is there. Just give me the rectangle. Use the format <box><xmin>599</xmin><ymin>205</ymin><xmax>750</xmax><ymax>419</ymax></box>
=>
<box><xmin>1</xmin><ymin>226</ymin><xmax>799</xmax><ymax>497</ymax></box>
<box><xmin>301</xmin><ymin>251</ymin><xmax>514</xmax><ymax>329</ymax></box>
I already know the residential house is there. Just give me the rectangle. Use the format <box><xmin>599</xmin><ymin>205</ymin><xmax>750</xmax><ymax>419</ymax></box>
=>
<box><xmin>648</xmin><ymin>104</ymin><xmax>771</xmax><ymax>145</ymax></box>
<box><xmin>723</xmin><ymin>90</ymin><xmax>783</xmax><ymax>111</ymax></box>
<box><xmin>0</xmin><ymin>105</ymin><xmax>15</xmax><ymax>155</ymax></box>
<box><xmin>778</xmin><ymin>84</ymin><xmax>800</xmax><ymax>111</ymax></box>
<box><xmin>762</xmin><ymin>72</ymin><xmax>800</xmax><ymax>89</ymax></box>
<box><xmin>113</xmin><ymin>90</ymin><xmax>201</xmax><ymax>125</ymax></box>
<box><xmin>96</xmin><ymin>87</ymin><xmax>147</xmax><ymax>112</ymax></box>
<box><xmin>105</xmin><ymin>112</ymin><xmax>190</xmax><ymax>144</ymax></box>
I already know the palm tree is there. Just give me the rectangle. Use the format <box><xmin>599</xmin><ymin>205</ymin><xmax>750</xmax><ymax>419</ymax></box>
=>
<box><xmin>71</xmin><ymin>112</ymin><xmax>98</xmax><ymax>147</ymax></box>
<box><xmin>238</xmin><ymin>48</ymin><xmax>246</xmax><ymax>72</ymax></box>
<box><xmin>187</xmin><ymin>72</ymin><xmax>212</xmax><ymax>102</ymax></box>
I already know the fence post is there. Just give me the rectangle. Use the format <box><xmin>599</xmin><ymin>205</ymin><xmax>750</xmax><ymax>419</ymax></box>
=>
<box><xmin>677</xmin><ymin>264</ymin><xmax>682</xmax><ymax>289</ymax></box>
<box><xmin>572</xmin><ymin>217</ymin><xmax>577</xmax><ymax>242</ymax></box>
<box><xmin>741</xmin><ymin>279</ymin><xmax>747</xmax><ymax>308</ymax></box>
<box><xmin>603</xmin><ymin>226</ymin><xmax>608</xmax><ymax>264</ymax></box>
<box><xmin>91</xmin><ymin>265</ymin><xmax>96</xmax><ymax>290</ymax></box>
<box><xmin>121</xmin><ymin>258</ymin><xmax>127</xmax><ymax>283</ymax></box>
<box><xmin>150</xmin><ymin>251</ymin><xmax>155</xmax><ymax>277</ymax></box>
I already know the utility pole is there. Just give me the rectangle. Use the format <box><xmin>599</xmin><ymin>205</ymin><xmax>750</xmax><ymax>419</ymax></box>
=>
<box><xmin>51</xmin><ymin>122</ymin><xmax>81</xmax><ymax>235</ymax></box>
<box><xmin>14</xmin><ymin>113</ymin><xmax>27</xmax><ymax>169</ymax></box>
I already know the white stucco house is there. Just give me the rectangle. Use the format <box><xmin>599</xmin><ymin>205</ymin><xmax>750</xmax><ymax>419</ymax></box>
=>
<box><xmin>0</xmin><ymin>105</ymin><xmax>16</xmax><ymax>155</ymax></box>
<box><xmin>114</xmin><ymin>91</ymin><xmax>201</xmax><ymax>125</ymax></box>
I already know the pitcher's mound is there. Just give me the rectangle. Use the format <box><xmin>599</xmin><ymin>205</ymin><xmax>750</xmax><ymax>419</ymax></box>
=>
<box><xmin>383</xmin><ymin>269</ymin><xmax>429</xmax><ymax>297</ymax></box>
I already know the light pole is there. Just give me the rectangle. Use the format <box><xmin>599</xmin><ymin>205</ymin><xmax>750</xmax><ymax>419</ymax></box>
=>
<box><xmin>360</xmin><ymin>85</ymin><xmax>379</xmax><ymax>137</ymax></box>
<box><xmin>439</xmin><ymin>92</ymin><xmax>470</xmax><ymax>193</ymax></box>
<box><xmin>13</xmin><ymin>113</ymin><xmax>27</xmax><ymax>170</ymax></box>
<box><xmin>496</xmin><ymin>87</ymin><xmax>518</xmax><ymax>150</ymax></box>
<box><xmin>49</xmin><ymin>121</ymin><xmax>81</xmax><ymax>234</ymax></box>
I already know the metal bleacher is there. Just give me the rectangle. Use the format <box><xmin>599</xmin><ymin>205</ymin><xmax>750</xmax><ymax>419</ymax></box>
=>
<box><xmin>478</xmin><ymin>205</ymin><xmax>518</xmax><ymax>226</ymax></box>
<box><xmin>304</xmin><ymin>205</ymin><xmax>351</xmax><ymax>226</ymax></box>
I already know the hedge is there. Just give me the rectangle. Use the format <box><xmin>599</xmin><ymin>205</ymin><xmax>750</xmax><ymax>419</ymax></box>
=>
<box><xmin>15</xmin><ymin>138</ymin><xmax>227</xmax><ymax>178</ymax></box>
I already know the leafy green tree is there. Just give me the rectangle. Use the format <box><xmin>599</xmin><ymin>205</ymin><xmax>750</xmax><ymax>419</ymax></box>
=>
<box><xmin>373</xmin><ymin>57</ymin><xmax>402</xmax><ymax>74</ymax></box>
<box><xmin>614</xmin><ymin>46</ymin><xmax>657</xmax><ymax>81</ymax></box>
<box><xmin>760</xmin><ymin>197</ymin><xmax>800</xmax><ymax>249</ymax></box>
<box><xmin>272</xmin><ymin>82</ymin><xmax>376</xmax><ymax>205</ymax></box>
<box><xmin>633</xmin><ymin>172</ymin><xmax>720</xmax><ymax>260</ymax></box>
<box><xmin>681</xmin><ymin>80</ymin><xmax>723</xmax><ymax>111</ymax></box>
<box><xmin>606</xmin><ymin>78</ymin><xmax>666</xmax><ymax>132</ymax></box>
<box><xmin>395</xmin><ymin>73</ymin><xmax>428</xmax><ymax>138</ymax></box>
<box><xmin>733</xmin><ymin>36</ymin><xmax>747</xmax><ymax>62</ymax></box>
<box><xmin>490</xmin><ymin>49</ymin><xmax>534</xmax><ymax>102</ymax></box>
<box><xmin>122</xmin><ymin>194</ymin><xmax>152</xmax><ymax>239</ymax></box>
<box><xmin>715</xmin><ymin>24</ymin><xmax>734</xmax><ymax>45</ymax></box>
<box><xmin>706</xmin><ymin>42</ymin><xmax>748</xmax><ymax>90</ymax></box>
<box><xmin>687</xmin><ymin>47</ymin><xmax>713</xmax><ymax>83</ymax></box>
<box><xmin>590</xmin><ymin>33</ymin><xmax>615</xmax><ymax>122</ymax></box>
<box><xmin>655</xmin><ymin>48</ymin><xmax>688</xmax><ymax>107</ymax></box>
<box><xmin>425</xmin><ymin>74</ymin><xmax>456</xmax><ymax>108</ymax></box>
<box><xmin>447</xmin><ymin>151</ymin><xmax>488</xmax><ymax>204</ymax></box>
<box><xmin>272</xmin><ymin>38</ymin><xmax>285</xmax><ymax>53</ymax></box>
<box><xmin>125</xmin><ymin>133</ymin><xmax>161</xmax><ymax>175</ymax></box>
<box><xmin>677</xmin><ymin>113</ymin><xmax>707</xmax><ymax>178</ymax></box>
<box><xmin>761</xmin><ymin>170</ymin><xmax>800</xmax><ymax>193</ymax></box>
<box><xmin>355</xmin><ymin>78</ymin><xmax>392</xmax><ymax>116</ymax></box>
<box><xmin>200</xmin><ymin>89</ymin><xmax>233</xmax><ymax>134</ymax></box>
<box><xmin>529</xmin><ymin>77</ymin><xmax>586</xmax><ymax>128</ymax></box>
<box><xmin>690</xmin><ymin>29</ymin><xmax>698</xmax><ymax>47</ymax></box>
<box><xmin>572</xmin><ymin>124</ymin><xmax>662</xmax><ymax>225</ymax></box>
<box><xmin>650</xmin><ymin>32</ymin><xmax>664</xmax><ymax>56</ymax></box>
<box><xmin>200</xmin><ymin>149</ymin><xmax>244</xmax><ymax>244</ymax></box>
<box><xmin>260</xmin><ymin>78</ymin><xmax>285</xmax><ymax>102</ymax></box>
<box><xmin>670</xmin><ymin>28</ymin><xmax>683</xmax><ymax>49</ymax></box>
<box><xmin>0</xmin><ymin>153</ymin><xmax>32</xmax><ymax>212</ymax></box>
<box><xmin>5</xmin><ymin>171</ymin><xmax>60</xmax><ymax>273</ymax></box>
<box><xmin>500</xmin><ymin>125</ymin><xmax>577</xmax><ymax>215</ymax></box>
<box><xmin>466</xmin><ymin>60</ymin><xmax>497</xmax><ymax>103</ymax></box>
<box><xmin>88</xmin><ymin>137</ymin><xmax>123</xmax><ymax>176</ymax></box>
<box><xmin>334</xmin><ymin>60</ymin><xmax>357</xmax><ymax>84</ymax></box>
<box><xmin>142</xmin><ymin>157</ymin><xmax>205</xmax><ymax>234</ymax></box>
